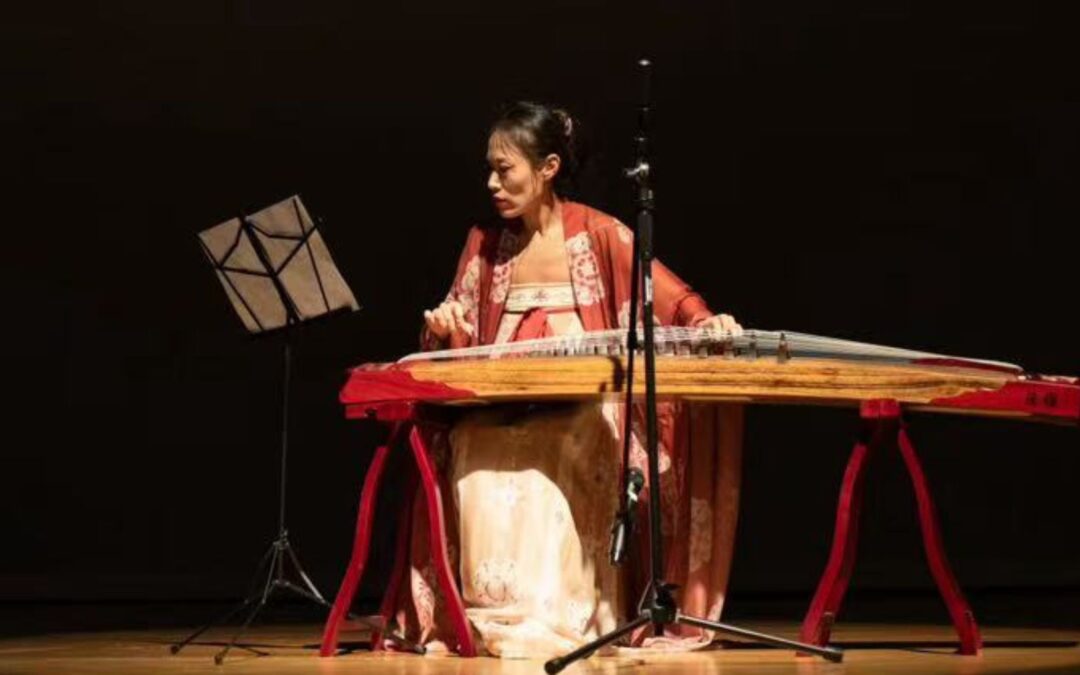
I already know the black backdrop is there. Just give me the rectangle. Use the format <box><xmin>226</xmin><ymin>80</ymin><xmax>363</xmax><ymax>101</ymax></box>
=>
<box><xmin>5</xmin><ymin>1</ymin><xmax>1078</xmax><ymax>610</ymax></box>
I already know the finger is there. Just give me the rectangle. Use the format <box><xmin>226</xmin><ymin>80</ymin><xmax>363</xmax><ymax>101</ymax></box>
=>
<box><xmin>451</xmin><ymin>304</ymin><xmax>475</xmax><ymax>336</ymax></box>
<box><xmin>431</xmin><ymin>306</ymin><xmax>447</xmax><ymax>333</ymax></box>
<box><xmin>708</xmin><ymin>314</ymin><xmax>728</xmax><ymax>335</ymax></box>
<box><xmin>441</xmin><ymin>305</ymin><xmax>456</xmax><ymax>330</ymax></box>
<box><xmin>441</xmin><ymin>305</ymin><xmax>459</xmax><ymax>333</ymax></box>
<box><xmin>721</xmin><ymin>315</ymin><xmax>745</xmax><ymax>336</ymax></box>
<box><xmin>425</xmin><ymin>309</ymin><xmax>447</xmax><ymax>337</ymax></box>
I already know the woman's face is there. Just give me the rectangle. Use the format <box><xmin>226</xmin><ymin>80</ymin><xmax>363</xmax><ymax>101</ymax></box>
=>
<box><xmin>486</xmin><ymin>132</ymin><xmax>554</xmax><ymax>219</ymax></box>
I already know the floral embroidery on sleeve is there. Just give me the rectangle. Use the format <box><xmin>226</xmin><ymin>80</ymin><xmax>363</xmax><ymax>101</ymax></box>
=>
<box><xmin>566</xmin><ymin>232</ymin><xmax>604</xmax><ymax>306</ymax></box>
<box><xmin>457</xmin><ymin>254</ymin><xmax>481</xmax><ymax>326</ymax></box>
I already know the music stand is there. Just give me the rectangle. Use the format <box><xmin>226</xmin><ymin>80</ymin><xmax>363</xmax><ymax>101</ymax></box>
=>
<box><xmin>171</xmin><ymin>195</ymin><xmax>374</xmax><ymax>664</ymax></box>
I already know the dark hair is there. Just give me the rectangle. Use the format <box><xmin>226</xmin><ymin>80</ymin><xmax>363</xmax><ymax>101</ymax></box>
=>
<box><xmin>490</xmin><ymin>101</ymin><xmax>579</xmax><ymax>195</ymax></box>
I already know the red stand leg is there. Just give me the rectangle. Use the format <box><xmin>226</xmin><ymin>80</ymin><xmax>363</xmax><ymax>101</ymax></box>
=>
<box><xmin>408</xmin><ymin>425</ymin><xmax>476</xmax><ymax>656</ymax></box>
<box><xmin>897</xmin><ymin>423</ymin><xmax>983</xmax><ymax>655</ymax></box>
<box><xmin>371</xmin><ymin>467</ymin><xmax>417</xmax><ymax>651</ymax></box>
<box><xmin>799</xmin><ymin>402</ymin><xmax>888</xmax><ymax>647</ymax></box>
<box><xmin>800</xmin><ymin>399</ymin><xmax>982</xmax><ymax>655</ymax></box>
<box><xmin>320</xmin><ymin>423</ymin><xmax>403</xmax><ymax>657</ymax></box>
<box><xmin>321</xmin><ymin>409</ymin><xmax>477</xmax><ymax>659</ymax></box>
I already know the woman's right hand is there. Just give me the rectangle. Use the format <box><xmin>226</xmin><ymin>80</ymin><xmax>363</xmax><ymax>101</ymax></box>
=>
<box><xmin>423</xmin><ymin>300</ymin><xmax>475</xmax><ymax>340</ymax></box>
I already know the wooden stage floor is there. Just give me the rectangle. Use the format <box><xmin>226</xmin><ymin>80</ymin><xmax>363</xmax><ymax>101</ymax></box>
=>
<box><xmin>2</xmin><ymin>621</ymin><xmax>1078</xmax><ymax>674</ymax></box>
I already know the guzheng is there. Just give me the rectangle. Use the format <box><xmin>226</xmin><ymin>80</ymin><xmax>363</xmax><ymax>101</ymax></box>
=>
<box><xmin>340</xmin><ymin>328</ymin><xmax>1079</xmax><ymax>424</ymax></box>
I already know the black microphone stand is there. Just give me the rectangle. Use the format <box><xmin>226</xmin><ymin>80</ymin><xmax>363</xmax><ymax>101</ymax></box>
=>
<box><xmin>544</xmin><ymin>59</ymin><xmax>843</xmax><ymax>674</ymax></box>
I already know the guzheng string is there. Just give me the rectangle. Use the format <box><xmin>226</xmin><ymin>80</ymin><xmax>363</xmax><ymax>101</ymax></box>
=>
<box><xmin>398</xmin><ymin>327</ymin><xmax>1021</xmax><ymax>372</ymax></box>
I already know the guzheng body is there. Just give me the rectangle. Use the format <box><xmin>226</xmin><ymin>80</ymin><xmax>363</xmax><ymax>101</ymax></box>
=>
<box><xmin>324</xmin><ymin>327</ymin><xmax>1078</xmax><ymax>658</ymax></box>
<box><xmin>340</xmin><ymin>328</ymin><xmax>1079</xmax><ymax>425</ymax></box>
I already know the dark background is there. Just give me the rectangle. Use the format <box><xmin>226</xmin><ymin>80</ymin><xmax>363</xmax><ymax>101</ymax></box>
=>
<box><xmin>5</xmin><ymin>0</ymin><xmax>1078</xmax><ymax>623</ymax></box>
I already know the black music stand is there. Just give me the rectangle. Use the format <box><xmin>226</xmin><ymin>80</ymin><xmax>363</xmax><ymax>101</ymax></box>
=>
<box><xmin>170</xmin><ymin>195</ymin><xmax>372</xmax><ymax>664</ymax></box>
<box><xmin>545</xmin><ymin>61</ymin><xmax>843</xmax><ymax>673</ymax></box>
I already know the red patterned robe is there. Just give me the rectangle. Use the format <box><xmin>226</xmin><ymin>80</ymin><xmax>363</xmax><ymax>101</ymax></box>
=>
<box><xmin>397</xmin><ymin>200</ymin><xmax>743</xmax><ymax>655</ymax></box>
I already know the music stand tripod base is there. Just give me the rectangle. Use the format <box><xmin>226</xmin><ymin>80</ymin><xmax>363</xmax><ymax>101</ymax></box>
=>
<box><xmin>170</xmin><ymin>531</ymin><xmax>324</xmax><ymax>663</ymax></box>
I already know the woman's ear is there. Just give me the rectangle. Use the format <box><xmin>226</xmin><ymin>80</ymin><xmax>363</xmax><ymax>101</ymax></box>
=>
<box><xmin>540</xmin><ymin>153</ymin><xmax>562</xmax><ymax>182</ymax></box>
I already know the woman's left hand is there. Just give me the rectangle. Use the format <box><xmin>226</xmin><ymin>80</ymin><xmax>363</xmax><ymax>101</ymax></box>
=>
<box><xmin>700</xmin><ymin>313</ymin><xmax>743</xmax><ymax>336</ymax></box>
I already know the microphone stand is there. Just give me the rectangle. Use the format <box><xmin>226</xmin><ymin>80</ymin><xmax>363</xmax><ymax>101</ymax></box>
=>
<box><xmin>544</xmin><ymin>59</ymin><xmax>843</xmax><ymax>674</ymax></box>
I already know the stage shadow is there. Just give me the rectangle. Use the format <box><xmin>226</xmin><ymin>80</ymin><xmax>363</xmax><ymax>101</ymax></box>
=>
<box><xmin>716</xmin><ymin>637</ymin><xmax>1079</xmax><ymax>654</ymax></box>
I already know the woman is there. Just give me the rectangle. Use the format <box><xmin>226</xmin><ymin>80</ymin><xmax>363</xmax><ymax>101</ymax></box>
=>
<box><xmin>398</xmin><ymin>102</ymin><xmax>744</xmax><ymax>658</ymax></box>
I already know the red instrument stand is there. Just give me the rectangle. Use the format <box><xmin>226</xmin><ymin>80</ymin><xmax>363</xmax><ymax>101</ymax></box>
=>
<box><xmin>320</xmin><ymin>405</ymin><xmax>476</xmax><ymax>657</ymax></box>
<box><xmin>799</xmin><ymin>399</ymin><xmax>983</xmax><ymax>655</ymax></box>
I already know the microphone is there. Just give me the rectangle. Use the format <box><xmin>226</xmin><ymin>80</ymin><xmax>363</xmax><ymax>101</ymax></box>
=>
<box><xmin>608</xmin><ymin>468</ymin><xmax>646</xmax><ymax>566</ymax></box>
<box><xmin>624</xmin><ymin>162</ymin><xmax>650</xmax><ymax>182</ymax></box>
